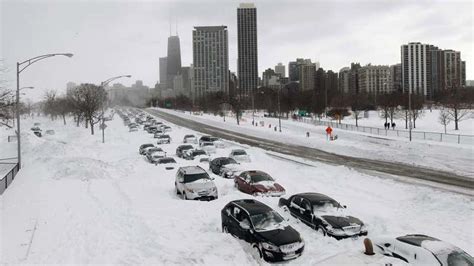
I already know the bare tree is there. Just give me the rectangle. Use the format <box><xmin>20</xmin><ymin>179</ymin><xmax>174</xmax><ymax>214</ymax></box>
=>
<box><xmin>349</xmin><ymin>92</ymin><xmax>369</xmax><ymax>127</ymax></box>
<box><xmin>0</xmin><ymin>60</ymin><xmax>14</xmax><ymax>128</ymax></box>
<box><xmin>439</xmin><ymin>88</ymin><xmax>473</xmax><ymax>130</ymax></box>
<box><xmin>328</xmin><ymin>97</ymin><xmax>350</xmax><ymax>124</ymax></box>
<box><xmin>438</xmin><ymin>109</ymin><xmax>452</xmax><ymax>134</ymax></box>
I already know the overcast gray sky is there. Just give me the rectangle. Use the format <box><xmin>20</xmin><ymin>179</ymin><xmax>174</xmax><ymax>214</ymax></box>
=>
<box><xmin>1</xmin><ymin>0</ymin><xmax>472</xmax><ymax>100</ymax></box>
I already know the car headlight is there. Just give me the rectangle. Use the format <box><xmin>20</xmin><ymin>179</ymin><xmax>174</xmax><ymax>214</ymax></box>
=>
<box><xmin>186</xmin><ymin>188</ymin><xmax>194</xmax><ymax>193</ymax></box>
<box><xmin>261</xmin><ymin>242</ymin><xmax>280</xmax><ymax>252</ymax></box>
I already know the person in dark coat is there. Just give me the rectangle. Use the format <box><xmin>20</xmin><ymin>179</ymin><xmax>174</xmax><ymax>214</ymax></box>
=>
<box><xmin>392</xmin><ymin>122</ymin><xmax>396</xmax><ymax>130</ymax></box>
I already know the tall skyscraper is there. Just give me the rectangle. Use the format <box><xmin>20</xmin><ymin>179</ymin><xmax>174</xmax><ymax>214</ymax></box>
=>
<box><xmin>390</xmin><ymin>63</ymin><xmax>402</xmax><ymax>92</ymax></box>
<box><xmin>338</xmin><ymin>67</ymin><xmax>351</xmax><ymax>94</ymax></box>
<box><xmin>192</xmin><ymin>26</ymin><xmax>229</xmax><ymax>99</ymax></box>
<box><xmin>167</xmin><ymin>35</ymin><xmax>182</xmax><ymax>89</ymax></box>
<box><xmin>275</xmin><ymin>63</ymin><xmax>285</xmax><ymax>78</ymax></box>
<box><xmin>299</xmin><ymin>60</ymin><xmax>316</xmax><ymax>91</ymax></box>
<box><xmin>237</xmin><ymin>3</ymin><xmax>258</xmax><ymax>99</ymax></box>
<box><xmin>159</xmin><ymin>57</ymin><xmax>168</xmax><ymax>86</ymax></box>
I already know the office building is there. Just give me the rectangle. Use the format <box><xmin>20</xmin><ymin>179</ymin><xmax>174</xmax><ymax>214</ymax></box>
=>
<box><xmin>192</xmin><ymin>26</ymin><xmax>229</xmax><ymax>99</ymax></box>
<box><xmin>358</xmin><ymin>65</ymin><xmax>393</xmax><ymax>96</ymax></box>
<box><xmin>237</xmin><ymin>3</ymin><xmax>258</xmax><ymax>98</ymax></box>
<box><xmin>275</xmin><ymin>62</ymin><xmax>285</xmax><ymax>78</ymax></box>
<box><xmin>167</xmin><ymin>36</ymin><xmax>182</xmax><ymax>89</ymax></box>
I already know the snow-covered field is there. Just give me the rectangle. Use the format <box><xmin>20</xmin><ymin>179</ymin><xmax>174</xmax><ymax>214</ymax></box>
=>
<box><xmin>1</xmin><ymin>113</ymin><xmax>473</xmax><ymax>264</ymax></box>
<box><xmin>155</xmin><ymin>108</ymin><xmax>474</xmax><ymax>179</ymax></box>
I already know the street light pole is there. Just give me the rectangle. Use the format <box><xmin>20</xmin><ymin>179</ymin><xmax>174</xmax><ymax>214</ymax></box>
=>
<box><xmin>100</xmin><ymin>75</ymin><xmax>132</xmax><ymax>143</ymax></box>
<box><xmin>408</xmin><ymin>86</ymin><xmax>412</xmax><ymax>141</ymax></box>
<box><xmin>278</xmin><ymin>81</ymin><xmax>282</xmax><ymax>132</ymax></box>
<box><xmin>16</xmin><ymin>53</ymin><xmax>73</xmax><ymax>169</ymax></box>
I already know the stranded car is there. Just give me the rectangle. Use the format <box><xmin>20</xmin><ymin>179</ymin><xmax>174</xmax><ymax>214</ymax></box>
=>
<box><xmin>156</xmin><ymin>157</ymin><xmax>177</xmax><ymax>170</ymax></box>
<box><xmin>146</xmin><ymin>150</ymin><xmax>167</xmax><ymax>164</ymax></box>
<box><xmin>183</xmin><ymin>134</ymin><xmax>198</xmax><ymax>144</ymax></box>
<box><xmin>153</xmin><ymin>130</ymin><xmax>164</xmax><ymax>138</ymax></box>
<box><xmin>278</xmin><ymin>192</ymin><xmax>367</xmax><ymax>239</ymax></box>
<box><xmin>201</xmin><ymin>141</ymin><xmax>216</xmax><ymax>154</ymax></box>
<box><xmin>221</xmin><ymin>199</ymin><xmax>304</xmax><ymax>262</ymax></box>
<box><xmin>183</xmin><ymin>149</ymin><xmax>209</xmax><ymax>162</ymax></box>
<box><xmin>235</xmin><ymin>171</ymin><xmax>286</xmax><ymax>196</ymax></box>
<box><xmin>176</xmin><ymin>144</ymin><xmax>194</xmax><ymax>158</ymax></box>
<box><xmin>175</xmin><ymin>166</ymin><xmax>218</xmax><ymax>201</ymax></box>
<box><xmin>156</xmin><ymin>134</ymin><xmax>171</xmax><ymax>144</ymax></box>
<box><xmin>229</xmin><ymin>149</ymin><xmax>251</xmax><ymax>163</ymax></box>
<box><xmin>209</xmin><ymin>157</ymin><xmax>239</xmax><ymax>176</ymax></box>
<box><xmin>373</xmin><ymin>234</ymin><xmax>474</xmax><ymax>265</ymax></box>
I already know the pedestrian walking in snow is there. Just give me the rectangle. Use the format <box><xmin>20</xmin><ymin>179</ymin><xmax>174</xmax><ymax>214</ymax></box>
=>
<box><xmin>392</xmin><ymin>122</ymin><xmax>396</xmax><ymax>130</ymax></box>
<box><xmin>306</xmin><ymin>132</ymin><xmax>310</xmax><ymax>137</ymax></box>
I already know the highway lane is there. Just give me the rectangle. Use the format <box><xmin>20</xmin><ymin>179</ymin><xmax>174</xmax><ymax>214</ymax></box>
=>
<box><xmin>145</xmin><ymin>108</ymin><xmax>474</xmax><ymax>191</ymax></box>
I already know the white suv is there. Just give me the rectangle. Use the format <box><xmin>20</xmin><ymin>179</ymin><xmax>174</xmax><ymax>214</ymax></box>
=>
<box><xmin>175</xmin><ymin>166</ymin><xmax>218</xmax><ymax>201</ymax></box>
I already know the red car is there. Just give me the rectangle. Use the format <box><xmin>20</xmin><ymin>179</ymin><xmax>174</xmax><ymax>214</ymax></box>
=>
<box><xmin>234</xmin><ymin>170</ymin><xmax>286</xmax><ymax>196</ymax></box>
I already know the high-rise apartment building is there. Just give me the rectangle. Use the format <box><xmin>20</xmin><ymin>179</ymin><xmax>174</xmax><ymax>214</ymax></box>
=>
<box><xmin>401</xmin><ymin>42</ymin><xmax>437</xmax><ymax>99</ymax></box>
<box><xmin>275</xmin><ymin>63</ymin><xmax>285</xmax><ymax>78</ymax></box>
<box><xmin>358</xmin><ymin>65</ymin><xmax>393</xmax><ymax>96</ymax></box>
<box><xmin>237</xmin><ymin>3</ymin><xmax>258</xmax><ymax>99</ymax></box>
<box><xmin>349</xmin><ymin>63</ymin><xmax>361</xmax><ymax>94</ymax></box>
<box><xmin>390</xmin><ymin>63</ymin><xmax>402</xmax><ymax>92</ymax></box>
<box><xmin>167</xmin><ymin>36</ymin><xmax>182</xmax><ymax>89</ymax></box>
<box><xmin>299</xmin><ymin>60</ymin><xmax>316</xmax><ymax>91</ymax></box>
<box><xmin>192</xmin><ymin>26</ymin><xmax>229</xmax><ymax>99</ymax></box>
<box><xmin>338</xmin><ymin>67</ymin><xmax>350</xmax><ymax>94</ymax></box>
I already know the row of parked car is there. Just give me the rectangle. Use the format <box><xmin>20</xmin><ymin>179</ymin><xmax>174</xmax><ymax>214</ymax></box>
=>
<box><xmin>117</xmin><ymin>108</ymin><xmax>473</xmax><ymax>265</ymax></box>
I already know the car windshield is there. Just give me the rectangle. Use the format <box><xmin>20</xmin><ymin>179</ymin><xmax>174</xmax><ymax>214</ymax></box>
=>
<box><xmin>159</xmin><ymin>135</ymin><xmax>170</xmax><ymax>138</ymax></box>
<box><xmin>203</xmin><ymin>142</ymin><xmax>214</xmax><ymax>146</ymax></box>
<box><xmin>148</xmin><ymin>148</ymin><xmax>163</xmax><ymax>153</ymax></box>
<box><xmin>221</xmin><ymin>158</ymin><xmax>237</xmax><ymax>165</ymax></box>
<box><xmin>250</xmin><ymin>211</ymin><xmax>285</xmax><ymax>232</ymax></box>
<box><xmin>183</xmin><ymin>173</ymin><xmax>210</xmax><ymax>183</ymax></box>
<box><xmin>210</xmin><ymin>137</ymin><xmax>219</xmax><ymax>141</ymax></box>
<box><xmin>313</xmin><ymin>200</ymin><xmax>342</xmax><ymax>212</ymax></box>
<box><xmin>250</xmin><ymin>172</ymin><xmax>274</xmax><ymax>183</ymax></box>
<box><xmin>142</xmin><ymin>144</ymin><xmax>153</xmax><ymax>148</ymax></box>
<box><xmin>181</xmin><ymin>145</ymin><xmax>193</xmax><ymax>150</ymax></box>
<box><xmin>159</xmin><ymin>158</ymin><xmax>176</xmax><ymax>164</ymax></box>
<box><xmin>193</xmin><ymin>150</ymin><xmax>206</xmax><ymax>156</ymax></box>
<box><xmin>233</xmin><ymin>150</ymin><xmax>247</xmax><ymax>156</ymax></box>
<box><xmin>185</xmin><ymin>135</ymin><xmax>195</xmax><ymax>138</ymax></box>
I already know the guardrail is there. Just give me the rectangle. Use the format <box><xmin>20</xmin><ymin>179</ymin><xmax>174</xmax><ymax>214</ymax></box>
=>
<box><xmin>0</xmin><ymin>162</ymin><xmax>19</xmax><ymax>195</ymax></box>
<box><xmin>302</xmin><ymin>118</ymin><xmax>474</xmax><ymax>145</ymax></box>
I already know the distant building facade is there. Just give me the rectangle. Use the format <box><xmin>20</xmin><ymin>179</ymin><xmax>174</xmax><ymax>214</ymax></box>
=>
<box><xmin>358</xmin><ymin>65</ymin><xmax>393</xmax><ymax>96</ymax></box>
<box><xmin>275</xmin><ymin>62</ymin><xmax>285</xmax><ymax>78</ymax></box>
<box><xmin>299</xmin><ymin>60</ymin><xmax>316</xmax><ymax>91</ymax></box>
<box><xmin>167</xmin><ymin>36</ymin><xmax>182</xmax><ymax>90</ymax></box>
<box><xmin>338</xmin><ymin>67</ymin><xmax>350</xmax><ymax>94</ymax></box>
<box><xmin>159</xmin><ymin>57</ymin><xmax>168</xmax><ymax>87</ymax></box>
<box><xmin>390</xmin><ymin>63</ymin><xmax>402</xmax><ymax>92</ymax></box>
<box><xmin>192</xmin><ymin>26</ymin><xmax>229</xmax><ymax>99</ymax></box>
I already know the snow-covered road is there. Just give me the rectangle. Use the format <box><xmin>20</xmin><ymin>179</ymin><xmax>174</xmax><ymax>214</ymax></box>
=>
<box><xmin>1</xmin><ymin>113</ymin><xmax>472</xmax><ymax>264</ymax></box>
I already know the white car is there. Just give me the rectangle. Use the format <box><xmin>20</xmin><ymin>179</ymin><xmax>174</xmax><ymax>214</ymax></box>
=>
<box><xmin>175</xmin><ymin>166</ymin><xmax>218</xmax><ymax>201</ymax></box>
<box><xmin>200</xmin><ymin>141</ymin><xmax>216</xmax><ymax>154</ymax></box>
<box><xmin>183</xmin><ymin>134</ymin><xmax>198</xmax><ymax>144</ymax></box>
<box><xmin>373</xmin><ymin>234</ymin><xmax>474</xmax><ymax>265</ymax></box>
<box><xmin>229</xmin><ymin>149</ymin><xmax>251</xmax><ymax>163</ymax></box>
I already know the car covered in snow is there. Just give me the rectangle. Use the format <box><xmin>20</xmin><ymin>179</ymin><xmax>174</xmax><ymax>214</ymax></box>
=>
<box><xmin>162</xmin><ymin>125</ymin><xmax>172</xmax><ymax>132</ymax></box>
<box><xmin>129</xmin><ymin>125</ymin><xmax>138</xmax><ymax>132</ymax></box>
<box><xmin>175</xmin><ymin>166</ymin><xmax>218</xmax><ymax>201</ymax></box>
<box><xmin>278</xmin><ymin>193</ymin><xmax>367</xmax><ymax>240</ymax></box>
<box><xmin>156</xmin><ymin>134</ymin><xmax>171</xmax><ymax>144</ymax></box>
<box><xmin>147</xmin><ymin>126</ymin><xmax>158</xmax><ymax>134</ymax></box>
<box><xmin>153</xmin><ymin>130</ymin><xmax>164</xmax><ymax>138</ymax></box>
<box><xmin>146</xmin><ymin>150</ymin><xmax>167</xmax><ymax>164</ymax></box>
<box><xmin>200</xmin><ymin>141</ymin><xmax>216</xmax><ymax>154</ymax></box>
<box><xmin>155</xmin><ymin>157</ymin><xmax>177</xmax><ymax>170</ymax></box>
<box><xmin>209</xmin><ymin>157</ymin><xmax>239</xmax><ymax>176</ymax></box>
<box><xmin>183</xmin><ymin>134</ymin><xmax>198</xmax><ymax>144</ymax></box>
<box><xmin>139</xmin><ymin>144</ymin><xmax>155</xmax><ymax>155</ymax></box>
<box><xmin>176</xmin><ymin>144</ymin><xmax>194</xmax><ymax>158</ymax></box>
<box><xmin>183</xmin><ymin>149</ymin><xmax>210</xmax><ymax>162</ymax></box>
<box><xmin>373</xmin><ymin>234</ymin><xmax>474</xmax><ymax>265</ymax></box>
<box><xmin>234</xmin><ymin>170</ymin><xmax>286</xmax><ymax>196</ymax></box>
<box><xmin>229</xmin><ymin>149</ymin><xmax>251</xmax><ymax>163</ymax></box>
<box><xmin>221</xmin><ymin>199</ymin><xmax>304</xmax><ymax>262</ymax></box>
<box><xmin>145</xmin><ymin>147</ymin><xmax>164</xmax><ymax>157</ymax></box>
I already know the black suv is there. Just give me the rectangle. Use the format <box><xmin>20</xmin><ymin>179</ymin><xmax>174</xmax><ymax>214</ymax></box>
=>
<box><xmin>176</xmin><ymin>145</ymin><xmax>194</xmax><ymax>158</ymax></box>
<box><xmin>279</xmin><ymin>193</ymin><xmax>367</xmax><ymax>240</ymax></box>
<box><xmin>209</xmin><ymin>157</ymin><xmax>238</xmax><ymax>175</ymax></box>
<box><xmin>221</xmin><ymin>199</ymin><xmax>304</xmax><ymax>262</ymax></box>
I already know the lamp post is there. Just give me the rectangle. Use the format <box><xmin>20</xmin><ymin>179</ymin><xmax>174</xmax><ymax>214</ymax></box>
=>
<box><xmin>17</xmin><ymin>53</ymin><xmax>73</xmax><ymax>168</ymax></box>
<box><xmin>100</xmin><ymin>75</ymin><xmax>131</xmax><ymax>143</ymax></box>
<box><xmin>12</xmin><ymin>89</ymin><xmax>30</xmax><ymax>127</ymax></box>
<box><xmin>408</xmin><ymin>87</ymin><xmax>412</xmax><ymax>141</ymax></box>
<box><xmin>277</xmin><ymin>80</ymin><xmax>282</xmax><ymax>132</ymax></box>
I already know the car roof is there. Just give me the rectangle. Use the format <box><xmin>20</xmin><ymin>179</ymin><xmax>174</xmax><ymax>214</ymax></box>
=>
<box><xmin>179</xmin><ymin>166</ymin><xmax>206</xmax><ymax>174</ymax></box>
<box><xmin>231</xmin><ymin>199</ymin><xmax>273</xmax><ymax>215</ymax></box>
<box><xmin>295</xmin><ymin>192</ymin><xmax>336</xmax><ymax>203</ymax></box>
<box><xmin>396</xmin><ymin>234</ymin><xmax>441</xmax><ymax>247</ymax></box>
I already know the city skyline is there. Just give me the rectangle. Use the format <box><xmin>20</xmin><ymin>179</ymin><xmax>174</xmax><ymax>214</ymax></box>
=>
<box><xmin>1</xmin><ymin>0</ymin><xmax>472</xmax><ymax>101</ymax></box>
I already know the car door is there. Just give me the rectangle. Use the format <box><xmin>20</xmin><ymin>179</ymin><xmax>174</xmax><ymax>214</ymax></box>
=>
<box><xmin>238</xmin><ymin>173</ymin><xmax>252</xmax><ymax>194</ymax></box>
<box><xmin>235</xmin><ymin>173</ymin><xmax>246</xmax><ymax>191</ymax></box>
<box><xmin>289</xmin><ymin>196</ymin><xmax>305</xmax><ymax>220</ymax></box>
<box><xmin>175</xmin><ymin>171</ymin><xmax>184</xmax><ymax>194</ymax></box>
<box><xmin>227</xmin><ymin>205</ymin><xmax>244</xmax><ymax>238</ymax></box>
<box><xmin>300</xmin><ymin>199</ymin><xmax>314</xmax><ymax>226</ymax></box>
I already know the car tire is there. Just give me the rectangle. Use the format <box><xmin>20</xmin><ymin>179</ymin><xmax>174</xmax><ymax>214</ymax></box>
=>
<box><xmin>183</xmin><ymin>191</ymin><xmax>188</xmax><ymax>200</ymax></box>
<box><xmin>252</xmin><ymin>244</ymin><xmax>262</xmax><ymax>259</ymax></box>
<box><xmin>318</xmin><ymin>225</ymin><xmax>327</xmax><ymax>236</ymax></box>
